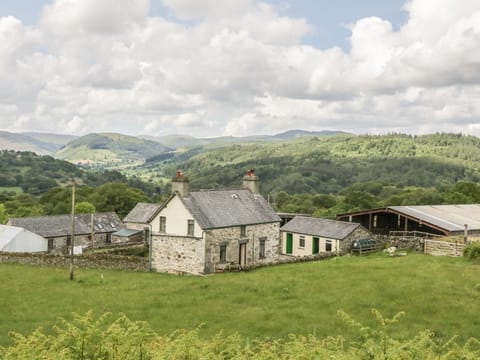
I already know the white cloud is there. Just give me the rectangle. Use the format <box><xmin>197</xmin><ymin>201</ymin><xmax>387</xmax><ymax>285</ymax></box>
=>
<box><xmin>0</xmin><ymin>0</ymin><xmax>479</xmax><ymax>137</ymax></box>
<box><xmin>41</xmin><ymin>0</ymin><xmax>149</xmax><ymax>36</ymax></box>
<box><xmin>161</xmin><ymin>0</ymin><xmax>253</xmax><ymax>20</ymax></box>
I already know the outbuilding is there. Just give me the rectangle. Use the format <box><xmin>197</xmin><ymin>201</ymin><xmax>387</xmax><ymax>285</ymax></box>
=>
<box><xmin>336</xmin><ymin>204</ymin><xmax>480</xmax><ymax>237</ymax></box>
<box><xmin>280</xmin><ymin>216</ymin><xmax>372</xmax><ymax>256</ymax></box>
<box><xmin>0</xmin><ymin>224</ymin><xmax>48</xmax><ymax>253</ymax></box>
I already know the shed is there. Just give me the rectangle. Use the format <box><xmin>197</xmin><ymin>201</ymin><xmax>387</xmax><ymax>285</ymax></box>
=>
<box><xmin>280</xmin><ymin>216</ymin><xmax>372</xmax><ymax>256</ymax></box>
<box><xmin>0</xmin><ymin>224</ymin><xmax>48</xmax><ymax>253</ymax></box>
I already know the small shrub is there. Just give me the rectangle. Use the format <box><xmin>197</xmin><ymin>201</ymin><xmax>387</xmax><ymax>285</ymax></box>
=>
<box><xmin>463</xmin><ymin>242</ymin><xmax>480</xmax><ymax>262</ymax></box>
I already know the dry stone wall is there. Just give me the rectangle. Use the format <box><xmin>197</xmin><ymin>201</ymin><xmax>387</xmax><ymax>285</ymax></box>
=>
<box><xmin>0</xmin><ymin>252</ymin><xmax>148</xmax><ymax>271</ymax></box>
<box><xmin>424</xmin><ymin>239</ymin><xmax>465</xmax><ymax>257</ymax></box>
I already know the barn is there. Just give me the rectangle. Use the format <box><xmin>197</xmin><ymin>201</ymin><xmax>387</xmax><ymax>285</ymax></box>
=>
<box><xmin>336</xmin><ymin>204</ymin><xmax>480</xmax><ymax>237</ymax></box>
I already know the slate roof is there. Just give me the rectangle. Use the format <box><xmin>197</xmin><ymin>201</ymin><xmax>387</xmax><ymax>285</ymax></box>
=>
<box><xmin>388</xmin><ymin>205</ymin><xmax>480</xmax><ymax>232</ymax></box>
<box><xmin>181</xmin><ymin>189</ymin><xmax>281</xmax><ymax>229</ymax></box>
<box><xmin>281</xmin><ymin>216</ymin><xmax>361</xmax><ymax>240</ymax></box>
<box><xmin>112</xmin><ymin>228</ymin><xmax>143</xmax><ymax>237</ymax></box>
<box><xmin>123</xmin><ymin>202</ymin><xmax>162</xmax><ymax>223</ymax></box>
<box><xmin>8</xmin><ymin>212</ymin><xmax>124</xmax><ymax>238</ymax></box>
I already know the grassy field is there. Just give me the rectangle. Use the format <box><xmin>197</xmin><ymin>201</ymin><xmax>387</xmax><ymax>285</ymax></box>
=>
<box><xmin>0</xmin><ymin>253</ymin><xmax>479</xmax><ymax>347</ymax></box>
<box><xmin>0</xmin><ymin>186</ymin><xmax>22</xmax><ymax>195</ymax></box>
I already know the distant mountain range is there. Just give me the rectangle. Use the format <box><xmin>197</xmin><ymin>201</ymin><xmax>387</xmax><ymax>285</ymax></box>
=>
<box><xmin>141</xmin><ymin>130</ymin><xmax>348</xmax><ymax>149</ymax></box>
<box><xmin>0</xmin><ymin>129</ymin><xmax>347</xmax><ymax>165</ymax></box>
<box><xmin>0</xmin><ymin>131</ymin><xmax>75</xmax><ymax>155</ymax></box>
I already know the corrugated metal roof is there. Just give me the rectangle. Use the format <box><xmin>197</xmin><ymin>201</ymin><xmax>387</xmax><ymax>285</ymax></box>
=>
<box><xmin>123</xmin><ymin>202</ymin><xmax>162</xmax><ymax>223</ymax></box>
<box><xmin>280</xmin><ymin>216</ymin><xmax>361</xmax><ymax>240</ymax></box>
<box><xmin>8</xmin><ymin>212</ymin><xmax>124</xmax><ymax>238</ymax></box>
<box><xmin>182</xmin><ymin>189</ymin><xmax>281</xmax><ymax>229</ymax></box>
<box><xmin>389</xmin><ymin>204</ymin><xmax>480</xmax><ymax>232</ymax></box>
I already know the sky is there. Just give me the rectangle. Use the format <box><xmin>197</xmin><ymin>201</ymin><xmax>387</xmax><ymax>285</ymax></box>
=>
<box><xmin>0</xmin><ymin>0</ymin><xmax>479</xmax><ymax>138</ymax></box>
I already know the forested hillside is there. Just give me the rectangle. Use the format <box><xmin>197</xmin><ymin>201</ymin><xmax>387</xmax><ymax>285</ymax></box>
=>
<box><xmin>138</xmin><ymin>133</ymin><xmax>480</xmax><ymax>216</ymax></box>
<box><xmin>0</xmin><ymin>151</ymin><xmax>159</xmax><ymax>221</ymax></box>
<box><xmin>145</xmin><ymin>133</ymin><xmax>480</xmax><ymax>192</ymax></box>
<box><xmin>3</xmin><ymin>133</ymin><xmax>480</xmax><ymax>222</ymax></box>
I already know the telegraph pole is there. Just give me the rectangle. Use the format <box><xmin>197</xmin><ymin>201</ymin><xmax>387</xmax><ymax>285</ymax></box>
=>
<box><xmin>70</xmin><ymin>180</ymin><xmax>76</xmax><ymax>280</ymax></box>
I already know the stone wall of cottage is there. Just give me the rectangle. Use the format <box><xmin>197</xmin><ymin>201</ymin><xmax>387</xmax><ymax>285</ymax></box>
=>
<box><xmin>151</xmin><ymin>234</ymin><xmax>206</xmax><ymax>274</ymax></box>
<box><xmin>0</xmin><ymin>252</ymin><xmax>148</xmax><ymax>271</ymax></box>
<box><xmin>204</xmin><ymin>222</ymin><xmax>280</xmax><ymax>274</ymax></box>
<box><xmin>341</xmin><ymin>227</ymin><xmax>374</xmax><ymax>253</ymax></box>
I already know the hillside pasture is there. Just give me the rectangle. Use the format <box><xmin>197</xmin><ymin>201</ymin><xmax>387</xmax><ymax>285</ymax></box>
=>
<box><xmin>0</xmin><ymin>253</ymin><xmax>479</xmax><ymax>347</ymax></box>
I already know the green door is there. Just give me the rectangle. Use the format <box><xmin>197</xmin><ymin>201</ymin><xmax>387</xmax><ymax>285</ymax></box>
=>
<box><xmin>286</xmin><ymin>233</ymin><xmax>293</xmax><ymax>254</ymax></box>
<box><xmin>312</xmin><ymin>237</ymin><xmax>319</xmax><ymax>254</ymax></box>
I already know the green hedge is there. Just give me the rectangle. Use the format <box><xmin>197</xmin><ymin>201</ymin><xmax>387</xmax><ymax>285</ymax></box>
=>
<box><xmin>463</xmin><ymin>242</ymin><xmax>480</xmax><ymax>262</ymax></box>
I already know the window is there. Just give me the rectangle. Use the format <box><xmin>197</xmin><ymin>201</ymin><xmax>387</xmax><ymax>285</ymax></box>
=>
<box><xmin>299</xmin><ymin>235</ymin><xmax>305</xmax><ymax>248</ymax></box>
<box><xmin>159</xmin><ymin>216</ymin><xmax>166</xmax><ymax>233</ymax></box>
<box><xmin>220</xmin><ymin>244</ymin><xmax>227</xmax><ymax>263</ymax></box>
<box><xmin>325</xmin><ymin>240</ymin><xmax>332</xmax><ymax>252</ymax></box>
<box><xmin>187</xmin><ymin>219</ymin><xmax>195</xmax><ymax>236</ymax></box>
<box><xmin>48</xmin><ymin>239</ymin><xmax>54</xmax><ymax>251</ymax></box>
<box><xmin>373</xmin><ymin>215</ymin><xmax>378</xmax><ymax>228</ymax></box>
<box><xmin>240</xmin><ymin>225</ymin><xmax>246</xmax><ymax>237</ymax></box>
<box><xmin>259</xmin><ymin>237</ymin><xmax>266</xmax><ymax>259</ymax></box>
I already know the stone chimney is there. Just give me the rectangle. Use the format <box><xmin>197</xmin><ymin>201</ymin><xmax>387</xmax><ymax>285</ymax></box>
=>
<box><xmin>242</xmin><ymin>169</ymin><xmax>260</xmax><ymax>194</ymax></box>
<box><xmin>171</xmin><ymin>170</ymin><xmax>189</xmax><ymax>197</ymax></box>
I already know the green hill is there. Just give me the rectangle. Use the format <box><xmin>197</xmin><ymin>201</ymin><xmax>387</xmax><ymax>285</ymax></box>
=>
<box><xmin>142</xmin><ymin>129</ymin><xmax>347</xmax><ymax>150</ymax></box>
<box><xmin>56</xmin><ymin>133</ymin><xmax>171</xmax><ymax>166</ymax></box>
<box><xmin>139</xmin><ymin>133</ymin><xmax>480</xmax><ymax>195</ymax></box>
<box><xmin>0</xmin><ymin>150</ymin><xmax>152</xmax><ymax>197</ymax></box>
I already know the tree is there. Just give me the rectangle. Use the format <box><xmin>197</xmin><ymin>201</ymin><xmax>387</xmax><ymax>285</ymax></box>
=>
<box><xmin>0</xmin><ymin>204</ymin><xmax>8</xmax><ymax>224</ymax></box>
<box><xmin>88</xmin><ymin>182</ymin><xmax>149</xmax><ymax>218</ymax></box>
<box><xmin>75</xmin><ymin>201</ymin><xmax>96</xmax><ymax>214</ymax></box>
<box><xmin>4</xmin><ymin>194</ymin><xmax>45</xmax><ymax>218</ymax></box>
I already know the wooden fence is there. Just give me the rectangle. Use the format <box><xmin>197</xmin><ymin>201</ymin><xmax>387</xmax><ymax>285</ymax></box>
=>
<box><xmin>424</xmin><ymin>239</ymin><xmax>465</xmax><ymax>257</ymax></box>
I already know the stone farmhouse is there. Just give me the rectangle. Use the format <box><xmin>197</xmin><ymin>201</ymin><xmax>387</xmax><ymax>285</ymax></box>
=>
<box><xmin>8</xmin><ymin>212</ymin><xmax>124</xmax><ymax>254</ymax></box>
<box><xmin>125</xmin><ymin>170</ymin><xmax>282</xmax><ymax>274</ymax></box>
<box><xmin>280</xmin><ymin>216</ymin><xmax>372</xmax><ymax>257</ymax></box>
